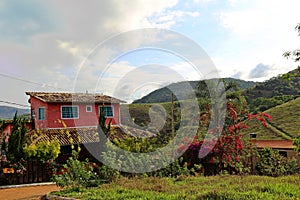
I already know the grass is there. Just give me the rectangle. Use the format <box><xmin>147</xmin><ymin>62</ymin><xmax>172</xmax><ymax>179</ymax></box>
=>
<box><xmin>240</xmin><ymin>97</ymin><xmax>300</xmax><ymax>140</ymax></box>
<box><xmin>241</xmin><ymin>118</ymin><xmax>286</xmax><ymax>140</ymax></box>
<box><xmin>266</xmin><ymin>97</ymin><xmax>300</xmax><ymax>138</ymax></box>
<box><xmin>52</xmin><ymin>175</ymin><xmax>300</xmax><ymax>200</ymax></box>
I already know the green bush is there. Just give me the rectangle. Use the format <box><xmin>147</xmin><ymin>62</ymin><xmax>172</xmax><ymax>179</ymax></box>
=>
<box><xmin>52</xmin><ymin>150</ymin><xmax>97</xmax><ymax>191</ymax></box>
<box><xmin>24</xmin><ymin>140</ymin><xmax>60</xmax><ymax>162</ymax></box>
<box><xmin>98</xmin><ymin>164</ymin><xmax>121</xmax><ymax>182</ymax></box>
<box><xmin>256</xmin><ymin>148</ymin><xmax>298</xmax><ymax>176</ymax></box>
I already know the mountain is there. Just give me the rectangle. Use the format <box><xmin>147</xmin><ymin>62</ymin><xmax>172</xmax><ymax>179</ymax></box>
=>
<box><xmin>0</xmin><ymin>106</ymin><xmax>30</xmax><ymax>119</ymax></box>
<box><xmin>133</xmin><ymin>78</ymin><xmax>256</xmax><ymax>104</ymax></box>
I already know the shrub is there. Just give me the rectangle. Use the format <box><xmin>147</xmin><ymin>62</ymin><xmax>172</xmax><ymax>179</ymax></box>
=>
<box><xmin>178</xmin><ymin>102</ymin><xmax>263</xmax><ymax>175</ymax></box>
<box><xmin>52</xmin><ymin>150</ymin><xmax>97</xmax><ymax>191</ymax></box>
<box><xmin>24</xmin><ymin>140</ymin><xmax>60</xmax><ymax>162</ymax></box>
<box><xmin>256</xmin><ymin>148</ymin><xmax>298</xmax><ymax>176</ymax></box>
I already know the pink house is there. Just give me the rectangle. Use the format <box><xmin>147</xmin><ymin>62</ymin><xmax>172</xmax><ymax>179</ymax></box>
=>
<box><xmin>26</xmin><ymin>92</ymin><xmax>125</xmax><ymax>129</ymax></box>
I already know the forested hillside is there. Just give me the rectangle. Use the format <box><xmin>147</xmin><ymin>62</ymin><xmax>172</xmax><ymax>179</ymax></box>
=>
<box><xmin>244</xmin><ymin>68</ymin><xmax>300</xmax><ymax>111</ymax></box>
<box><xmin>133</xmin><ymin>78</ymin><xmax>256</xmax><ymax>104</ymax></box>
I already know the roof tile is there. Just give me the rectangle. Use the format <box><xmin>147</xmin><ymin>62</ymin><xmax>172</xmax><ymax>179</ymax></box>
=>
<box><xmin>25</xmin><ymin>92</ymin><xmax>126</xmax><ymax>103</ymax></box>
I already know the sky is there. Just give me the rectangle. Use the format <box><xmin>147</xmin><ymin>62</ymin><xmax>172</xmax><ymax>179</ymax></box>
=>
<box><xmin>0</xmin><ymin>0</ymin><xmax>299</xmax><ymax>107</ymax></box>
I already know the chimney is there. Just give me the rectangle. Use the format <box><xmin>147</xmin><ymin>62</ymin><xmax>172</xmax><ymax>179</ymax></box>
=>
<box><xmin>250</xmin><ymin>133</ymin><xmax>257</xmax><ymax>139</ymax></box>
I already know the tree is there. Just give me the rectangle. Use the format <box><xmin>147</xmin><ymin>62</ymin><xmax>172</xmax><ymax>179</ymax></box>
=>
<box><xmin>282</xmin><ymin>23</ymin><xmax>300</xmax><ymax>153</ymax></box>
<box><xmin>98</xmin><ymin>105</ymin><xmax>111</xmax><ymax>137</ymax></box>
<box><xmin>282</xmin><ymin>23</ymin><xmax>300</xmax><ymax>79</ymax></box>
<box><xmin>7</xmin><ymin>112</ymin><xmax>27</xmax><ymax>162</ymax></box>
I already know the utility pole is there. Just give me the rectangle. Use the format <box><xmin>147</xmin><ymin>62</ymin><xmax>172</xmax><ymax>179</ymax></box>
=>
<box><xmin>171</xmin><ymin>93</ymin><xmax>175</xmax><ymax>176</ymax></box>
<box><xmin>171</xmin><ymin>93</ymin><xmax>175</xmax><ymax>142</ymax></box>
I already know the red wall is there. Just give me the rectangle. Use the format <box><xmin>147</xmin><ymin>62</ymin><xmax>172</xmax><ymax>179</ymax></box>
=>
<box><xmin>1</xmin><ymin>122</ymin><xmax>33</xmax><ymax>136</ymax></box>
<box><xmin>30</xmin><ymin>97</ymin><xmax>121</xmax><ymax>129</ymax></box>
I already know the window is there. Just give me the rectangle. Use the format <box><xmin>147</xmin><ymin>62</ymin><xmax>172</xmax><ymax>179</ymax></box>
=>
<box><xmin>86</xmin><ymin>105</ymin><xmax>92</xmax><ymax>112</ymax></box>
<box><xmin>61</xmin><ymin>106</ymin><xmax>79</xmax><ymax>119</ymax></box>
<box><xmin>38</xmin><ymin>107</ymin><xmax>45</xmax><ymax>120</ymax></box>
<box><xmin>99</xmin><ymin>106</ymin><xmax>114</xmax><ymax>117</ymax></box>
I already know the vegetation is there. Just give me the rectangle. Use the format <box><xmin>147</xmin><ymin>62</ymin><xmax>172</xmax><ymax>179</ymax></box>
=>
<box><xmin>52</xmin><ymin>175</ymin><xmax>300</xmax><ymax>200</ymax></box>
<box><xmin>256</xmin><ymin>148</ymin><xmax>298</xmax><ymax>177</ymax></box>
<box><xmin>52</xmin><ymin>149</ymin><xmax>97</xmax><ymax>191</ymax></box>
<box><xmin>266</xmin><ymin>98</ymin><xmax>300</xmax><ymax>138</ymax></box>
<box><xmin>248</xmin><ymin>95</ymin><xmax>296</xmax><ymax>112</ymax></box>
<box><xmin>283</xmin><ymin>23</ymin><xmax>300</xmax><ymax>78</ymax></box>
<box><xmin>294</xmin><ymin>134</ymin><xmax>300</xmax><ymax>155</ymax></box>
<box><xmin>6</xmin><ymin>112</ymin><xmax>27</xmax><ymax>163</ymax></box>
<box><xmin>244</xmin><ymin>70</ymin><xmax>300</xmax><ymax>110</ymax></box>
<box><xmin>23</xmin><ymin>140</ymin><xmax>60</xmax><ymax>162</ymax></box>
<box><xmin>0</xmin><ymin>112</ymin><xmax>28</xmax><ymax>174</ymax></box>
<box><xmin>237</xmin><ymin>96</ymin><xmax>300</xmax><ymax>140</ymax></box>
<box><xmin>0</xmin><ymin>112</ymin><xmax>61</xmax><ymax>175</ymax></box>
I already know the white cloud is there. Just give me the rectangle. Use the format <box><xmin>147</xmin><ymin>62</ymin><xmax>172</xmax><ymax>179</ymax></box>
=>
<box><xmin>194</xmin><ymin>0</ymin><xmax>215</xmax><ymax>4</ymax></box>
<box><xmin>248</xmin><ymin>63</ymin><xmax>272</xmax><ymax>79</ymax></box>
<box><xmin>214</xmin><ymin>0</ymin><xmax>300</xmax><ymax>80</ymax></box>
<box><xmin>149</xmin><ymin>10</ymin><xmax>200</xmax><ymax>29</ymax></box>
<box><xmin>0</xmin><ymin>0</ymin><xmax>185</xmax><ymax>106</ymax></box>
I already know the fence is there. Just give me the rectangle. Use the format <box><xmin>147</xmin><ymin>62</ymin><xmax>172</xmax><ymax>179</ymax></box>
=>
<box><xmin>0</xmin><ymin>160</ymin><xmax>52</xmax><ymax>185</ymax></box>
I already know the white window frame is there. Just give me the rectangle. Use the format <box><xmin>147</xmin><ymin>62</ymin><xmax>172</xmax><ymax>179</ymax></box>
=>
<box><xmin>38</xmin><ymin>107</ymin><xmax>45</xmax><ymax>120</ymax></box>
<box><xmin>61</xmin><ymin>105</ymin><xmax>79</xmax><ymax>119</ymax></box>
<box><xmin>86</xmin><ymin>105</ymin><xmax>92</xmax><ymax>112</ymax></box>
<box><xmin>98</xmin><ymin>105</ymin><xmax>114</xmax><ymax>117</ymax></box>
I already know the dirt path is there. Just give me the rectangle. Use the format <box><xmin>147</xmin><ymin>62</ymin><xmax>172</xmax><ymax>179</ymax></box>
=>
<box><xmin>0</xmin><ymin>184</ymin><xmax>60</xmax><ymax>200</ymax></box>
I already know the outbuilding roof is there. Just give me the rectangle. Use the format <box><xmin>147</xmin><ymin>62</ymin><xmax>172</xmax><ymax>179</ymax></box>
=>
<box><xmin>251</xmin><ymin>140</ymin><xmax>295</xmax><ymax>149</ymax></box>
<box><xmin>28</xmin><ymin>126</ymin><xmax>156</xmax><ymax>146</ymax></box>
<box><xmin>25</xmin><ymin>92</ymin><xmax>126</xmax><ymax>103</ymax></box>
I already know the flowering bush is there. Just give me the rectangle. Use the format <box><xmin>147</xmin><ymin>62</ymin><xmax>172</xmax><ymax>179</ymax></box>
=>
<box><xmin>178</xmin><ymin>102</ymin><xmax>272</xmax><ymax>175</ymax></box>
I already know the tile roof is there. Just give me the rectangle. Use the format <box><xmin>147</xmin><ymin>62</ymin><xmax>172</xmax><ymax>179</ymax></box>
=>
<box><xmin>29</xmin><ymin>126</ymin><xmax>156</xmax><ymax>146</ymax></box>
<box><xmin>251</xmin><ymin>140</ymin><xmax>295</xmax><ymax>149</ymax></box>
<box><xmin>25</xmin><ymin>92</ymin><xmax>126</xmax><ymax>103</ymax></box>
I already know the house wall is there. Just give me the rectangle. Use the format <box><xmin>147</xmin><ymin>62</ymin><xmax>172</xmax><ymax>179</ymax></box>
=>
<box><xmin>30</xmin><ymin>96</ymin><xmax>121</xmax><ymax>129</ymax></box>
<box><xmin>1</xmin><ymin>122</ymin><xmax>33</xmax><ymax>136</ymax></box>
<box><xmin>2</xmin><ymin>124</ymin><xmax>13</xmax><ymax>135</ymax></box>
<box><xmin>30</xmin><ymin>97</ymin><xmax>49</xmax><ymax>129</ymax></box>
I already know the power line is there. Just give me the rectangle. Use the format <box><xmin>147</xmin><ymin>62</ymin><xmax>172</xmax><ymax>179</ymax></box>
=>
<box><xmin>0</xmin><ymin>100</ymin><xmax>30</xmax><ymax>108</ymax></box>
<box><xmin>0</xmin><ymin>72</ymin><xmax>72</xmax><ymax>92</ymax></box>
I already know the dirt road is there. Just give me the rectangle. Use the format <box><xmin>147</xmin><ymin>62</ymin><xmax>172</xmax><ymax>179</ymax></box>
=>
<box><xmin>0</xmin><ymin>184</ymin><xmax>60</xmax><ymax>200</ymax></box>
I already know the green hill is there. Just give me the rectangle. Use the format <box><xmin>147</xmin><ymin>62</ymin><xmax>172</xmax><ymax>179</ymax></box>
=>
<box><xmin>241</xmin><ymin>97</ymin><xmax>300</xmax><ymax>140</ymax></box>
<box><xmin>266</xmin><ymin>97</ymin><xmax>300</xmax><ymax>138</ymax></box>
